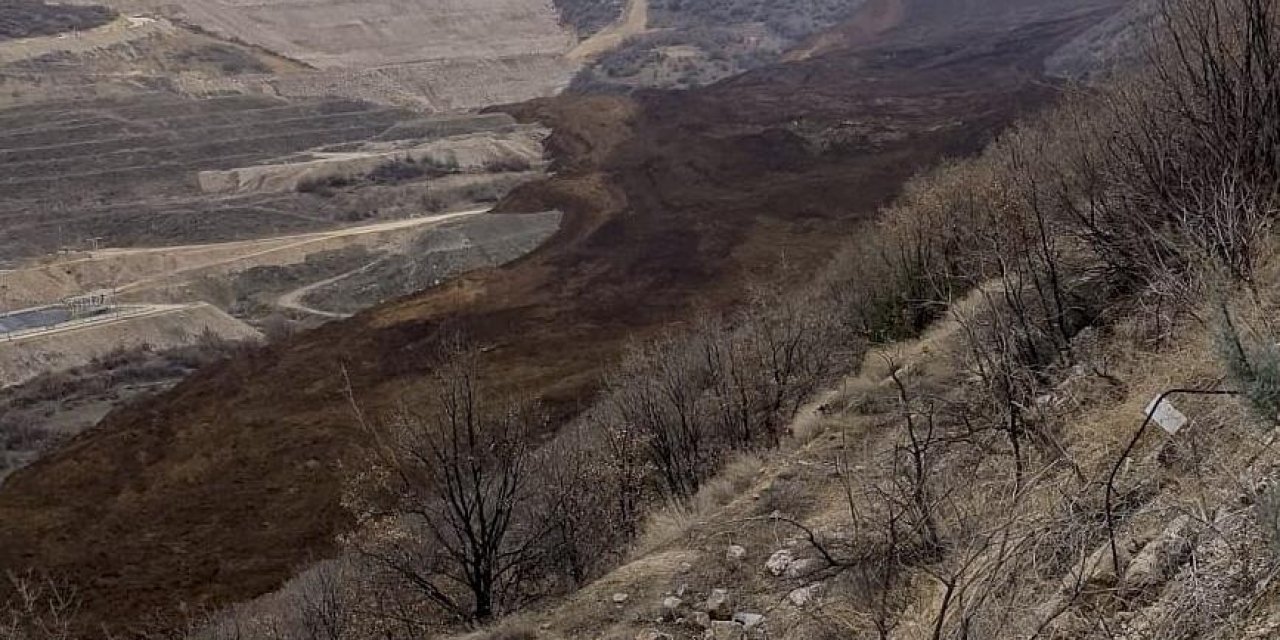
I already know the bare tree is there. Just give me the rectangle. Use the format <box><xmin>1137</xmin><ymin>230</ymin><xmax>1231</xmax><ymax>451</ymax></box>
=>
<box><xmin>348</xmin><ymin>347</ymin><xmax>547</xmax><ymax>623</ymax></box>
<box><xmin>293</xmin><ymin>561</ymin><xmax>353</xmax><ymax>640</ymax></box>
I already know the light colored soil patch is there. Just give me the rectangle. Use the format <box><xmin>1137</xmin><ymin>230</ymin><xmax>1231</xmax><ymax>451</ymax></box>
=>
<box><xmin>0</xmin><ymin>15</ymin><xmax>175</xmax><ymax>66</ymax></box>
<box><xmin>568</xmin><ymin>0</ymin><xmax>649</xmax><ymax>61</ymax></box>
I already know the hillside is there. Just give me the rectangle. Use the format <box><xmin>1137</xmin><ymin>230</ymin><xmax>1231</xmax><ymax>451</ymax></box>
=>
<box><xmin>186</xmin><ymin>2</ymin><xmax>1280</xmax><ymax>638</ymax></box>
<box><xmin>0</xmin><ymin>0</ymin><xmax>1128</xmax><ymax>636</ymax></box>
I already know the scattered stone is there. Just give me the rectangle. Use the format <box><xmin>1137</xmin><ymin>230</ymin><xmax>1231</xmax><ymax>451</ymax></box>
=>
<box><xmin>766</xmin><ymin>549</ymin><xmax>795</xmax><ymax>576</ymax></box>
<box><xmin>636</xmin><ymin>630</ymin><xmax>673</xmax><ymax>640</ymax></box>
<box><xmin>1123</xmin><ymin>515</ymin><xmax>1195</xmax><ymax>591</ymax></box>
<box><xmin>785</xmin><ymin>558</ymin><xmax>825</xmax><ymax>579</ymax></box>
<box><xmin>788</xmin><ymin>584</ymin><xmax>821</xmax><ymax>607</ymax></box>
<box><xmin>661</xmin><ymin>596</ymin><xmax>684</xmax><ymax>621</ymax></box>
<box><xmin>677</xmin><ymin>562</ymin><xmax>694</xmax><ymax>574</ymax></box>
<box><xmin>690</xmin><ymin>611</ymin><xmax>712</xmax><ymax>629</ymax></box>
<box><xmin>704</xmin><ymin>588</ymin><xmax>733</xmax><ymax>620</ymax></box>
<box><xmin>612</xmin><ymin>592</ymin><xmax>630</xmax><ymax>604</ymax></box>
<box><xmin>704</xmin><ymin>620</ymin><xmax>746</xmax><ymax>640</ymax></box>
<box><xmin>726</xmin><ymin>544</ymin><xmax>748</xmax><ymax>562</ymax></box>
<box><xmin>733</xmin><ymin>612</ymin><xmax>765</xmax><ymax>629</ymax></box>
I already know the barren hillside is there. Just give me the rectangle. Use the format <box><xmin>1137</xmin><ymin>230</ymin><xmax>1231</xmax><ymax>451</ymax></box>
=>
<box><xmin>0</xmin><ymin>0</ymin><xmax>1128</xmax><ymax>635</ymax></box>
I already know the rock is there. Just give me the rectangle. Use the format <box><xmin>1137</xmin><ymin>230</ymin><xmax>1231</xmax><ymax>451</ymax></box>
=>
<box><xmin>766</xmin><ymin>549</ymin><xmax>794</xmax><ymax>576</ymax></box>
<box><xmin>612</xmin><ymin>592</ymin><xmax>630</xmax><ymax>604</ymax></box>
<box><xmin>661</xmin><ymin>596</ymin><xmax>684</xmax><ymax>621</ymax></box>
<box><xmin>1123</xmin><ymin>515</ymin><xmax>1195</xmax><ymax>591</ymax></box>
<box><xmin>704</xmin><ymin>620</ymin><xmax>745</xmax><ymax>640</ymax></box>
<box><xmin>690</xmin><ymin>611</ymin><xmax>712</xmax><ymax>629</ymax></box>
<box><xmin>784</xmin><ymin>558</ymin><xmax>825</xmax><ymax>579</ymax></box>
<box><xmin>636</xmin><ymin>630</ymin><xmax>673</xmax><ymax>640</ymax></box>
<box><xmin>704</xmin><ymin>588</ymin><xmax>733</xmax><ymax>621</ymax></box>
<box><xmin>1071</xmin><ymin>541</ymin><xmax>1131</xmax><ymax>589</ymax></box>
<box><xmin>726</xmin><ymin>544</ymin><xmax>748</xmax><ymax>562</ymax></box>
<box><xmin>677</xmin><ymin>562</ymin><xmax>694</xmax><ymax>574</ymax></box>
<box><xmin>788</xmin><ymin>584</ymin><xmax>821</xmax><ymax>607</ymax></box>
<box><xmin>733</xmin><ymin>612</ymin><xmax>765</xmax><ymax>629</ymax></box>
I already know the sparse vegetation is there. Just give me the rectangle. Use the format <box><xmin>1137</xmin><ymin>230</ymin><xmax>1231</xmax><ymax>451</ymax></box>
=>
<box><xmin>553</xmin><ymin>0</ymin><xmax>626</xmax><ymax>37</ymax></box>
<box><xmin>173</xmin><ymin>44</ymin><xmax>272</xmax><ymax>75</ymax></box>
<box><xmin>0</xmin><ymin>2</ymin><xmax>115</xmax><ymax>42</ymax></box>
<box><xmin>649</xmin><ymin>0</ymin><xmax>864</xmax><ymax>40</ymax></box>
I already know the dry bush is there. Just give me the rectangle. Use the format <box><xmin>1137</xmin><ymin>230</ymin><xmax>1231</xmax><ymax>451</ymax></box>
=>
<box><xmin>1</xmin><ymin>572</ymin><xmax>79</xmax><ymax>640</ymax></box>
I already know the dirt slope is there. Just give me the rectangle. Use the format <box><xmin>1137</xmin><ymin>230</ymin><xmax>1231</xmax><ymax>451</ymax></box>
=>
<box><xmin>0</xmin><ymin>1</ymin><xmax>1123</xmax><ymax>635</ymax></box>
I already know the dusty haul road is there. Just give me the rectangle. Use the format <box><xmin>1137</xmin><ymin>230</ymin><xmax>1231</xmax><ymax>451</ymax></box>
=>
<box><xmin>0</xmin><ymin>209</ymin><xmax>490</xmax><ymax>309</ymax></box>
<box><xmin>568</xmin><ymin>0</ymin><xmax>649</xmax><ymax>61</ymax></box>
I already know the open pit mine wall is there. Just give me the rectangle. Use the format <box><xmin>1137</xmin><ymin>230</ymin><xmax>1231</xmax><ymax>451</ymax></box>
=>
<box><xmin>197</xmin><ymin>127</ymin><xmax>550</xmax><ymax>195</ymax></box>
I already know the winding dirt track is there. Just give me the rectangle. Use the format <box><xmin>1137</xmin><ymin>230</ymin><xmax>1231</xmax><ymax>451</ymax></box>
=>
<box><xmin>275</xmin><ymin>258</ymin><xmax>385</xmax><ymax>319</ymax></box>
<box><xmin>567</xmin><ymin>0</ymin><xmax>649</xmax><ymax>61</ymax></box>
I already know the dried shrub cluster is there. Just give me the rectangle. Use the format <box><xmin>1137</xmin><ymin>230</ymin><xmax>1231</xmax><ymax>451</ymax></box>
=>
<box><xmin>335</xmin><ymin>285</ymin><xmax>857</xmax><ymax>628</ymax></box>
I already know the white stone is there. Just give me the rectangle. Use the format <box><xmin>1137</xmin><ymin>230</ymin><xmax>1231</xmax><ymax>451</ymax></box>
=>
<box><xmin>612</xmin><ymin>592</ymin><xmax>630</xmax><ymax>604</ymax></box>
<box><xmin>785</xmin><ymin>558</ymin><xmax>825</xmax><ymax>579</ymax></box>
<box><xmin>787</xmin><ymin>584</ymin><xmax>821</xmax><ymax>607</ymax></box>
<box><xmin>765</xmin><ymin>549</ymin><xmax>794</xmax><ymax>576</ymax></box>
<box><xmin>733</xmin><ymin>612</ymin><xmax>765</xmax><ymax>629</ymax></box>
<box><xmin>726</xmin><ymin>544</ymin><xmax>748</xmax><ymax>562</ymax></box>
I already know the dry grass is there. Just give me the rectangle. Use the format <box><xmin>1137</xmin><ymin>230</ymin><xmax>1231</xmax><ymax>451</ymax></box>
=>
<box><xmin>630</xmin><ymin>453</ymin><xmax>765</xmax><ymax>559</ymax></box>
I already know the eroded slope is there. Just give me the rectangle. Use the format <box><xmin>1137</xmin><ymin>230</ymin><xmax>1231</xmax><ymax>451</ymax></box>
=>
<box><xmin>0</xmin><ymin>1</ymin><xmax>1125</xmax><ymax>635</ymax></box>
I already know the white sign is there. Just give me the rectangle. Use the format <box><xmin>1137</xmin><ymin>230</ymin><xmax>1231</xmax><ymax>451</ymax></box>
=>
<box><xmin>1145</xmin><ymin>396</ymin><xmax>1189</xmax><ymax>435</ymax></box>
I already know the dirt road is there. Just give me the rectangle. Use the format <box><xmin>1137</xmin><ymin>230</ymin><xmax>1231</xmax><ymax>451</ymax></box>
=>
<box><xmin>567</xmin><ymin>0</ymin><xmax>648</xmax><ymax>61</ymax></box>
<box><xmin>275</xmin><ymin>258</ymin><xmax>386</xmax><ymax>319</ymax></box>
<box><xmin>107</xmin><ymin>208</ymin><xmax>489</xmax><ymax>292</ymax></box>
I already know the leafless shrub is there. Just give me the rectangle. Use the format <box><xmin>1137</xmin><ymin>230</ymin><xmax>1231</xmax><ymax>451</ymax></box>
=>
<box><xmin>605</xmin><ymin>332</ymin><xmax>715</xmax><ymax>500</ymax></box>
<box><xmin>530</xmin><ymin>425</ymin><xmax>630</xmax><ymax>586</ymax></box>
<box><xmin>1</xmin><ymin>571</ymin><xmax>79</xmax><ymax>640</ymax></box>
